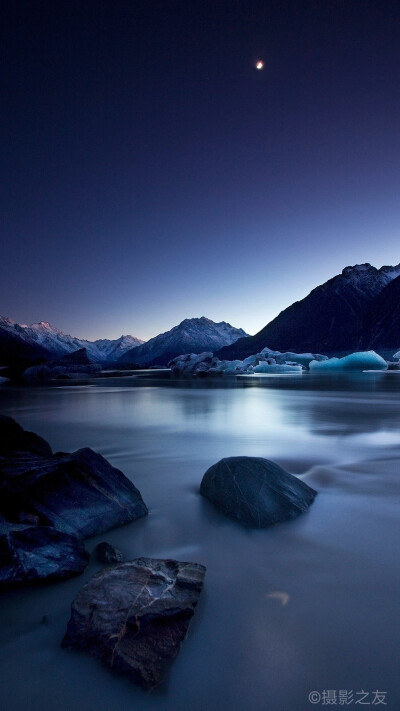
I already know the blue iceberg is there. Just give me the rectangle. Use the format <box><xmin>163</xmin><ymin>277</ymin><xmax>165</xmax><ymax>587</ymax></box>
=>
<box><xmin>309</xmin><ymin>351</ymin><xmax>387</xmax><ymax>372</ymax></box>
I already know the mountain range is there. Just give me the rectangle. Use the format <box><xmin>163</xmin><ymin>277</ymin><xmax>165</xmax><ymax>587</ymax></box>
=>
<box><xmin>118</xmin><ymin>317</ymin><xmax>249</xmax><ymax>366</ymax></box>
<box><xmin>1</xmin><ymin>262</ymin><xmax>400</xmax><ymax>369</ymax></box>
<box><xmin>0</xmin><ymin>316</ymin><xmax>248</xmax><ymax>368</ymax></box>
<box><xmin>0</xmin><ymin>317</ymin><xmax>143</xmax><ymax>365</ymax></box>
<box><xmin>216</xmin><ymin>263</ymin><xmax>400</xmax><ymax>360</ymax></box>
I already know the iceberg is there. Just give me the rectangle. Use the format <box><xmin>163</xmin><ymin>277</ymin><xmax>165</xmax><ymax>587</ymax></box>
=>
<box><xmin>277</xmin><ymin>352</ymin><xmax>328</xmax><ymax>367</ymax></box>
<box><xmin>218</xmin><ymin>360</ymin><xmax>246</xmax><ymax>374</ymax></box>
<box><xmin>253</xmin><ymin>362</ymin><xmax>303</xmax><ymax>374</ymax></box>
<box><xmin>170</xmin><ymin>347</ymin><xmax>382</xmax><ymax>377</ymax></box>
<box><xmin>309</xmin><ymin>351</ymin><xmax>387</xmax><ymax>372</ymax></box>
<box><xmin>168</xmin><ymin>352</ymin><xmax>214</xmax><ymax>374</ymax></box>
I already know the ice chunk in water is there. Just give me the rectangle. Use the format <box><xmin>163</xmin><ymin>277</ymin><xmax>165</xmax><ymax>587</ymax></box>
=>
<box><xmin>253</xmin><ymin>362</ymin><xmax>303</xmax><ymax>374</ymax></box>
<box><xmin>309</xmin><ymin>351</ymin><xmax>387</xmax><ymax>372</ymax></box>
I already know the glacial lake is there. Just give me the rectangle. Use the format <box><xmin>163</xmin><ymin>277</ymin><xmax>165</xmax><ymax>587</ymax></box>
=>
<box><xmin>0</xmin><ymin>371</ymin><xmax>399</xmax><ymax>711</ymax></box>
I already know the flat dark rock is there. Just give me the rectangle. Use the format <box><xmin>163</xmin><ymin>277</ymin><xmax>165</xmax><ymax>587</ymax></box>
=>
<box><xmin>62</xmin><ymin>558</ymin><xmax>206</xmax><ymax>689</ymax></box>
<box><xmin>0</xmin><ymin>523</ymin><xmax>89</xmax><ymax>588</ymax></box>
<box><xmin>200</xmin><ymin>456</ymin><xmax>317</xmax><ymax>527</ymax></box>
<box><xmin>0</xmin><ymin>447</ymin><xmax>148</xmax><ymax>537</ymax></box>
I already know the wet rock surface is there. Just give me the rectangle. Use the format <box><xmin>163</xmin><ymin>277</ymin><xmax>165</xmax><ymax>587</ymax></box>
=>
<box><xmin>0</xmin><ymin>417</ymin><xmax>148</xmax><ymax>587</ymax></box>
<box><xmin>0</xmin><ymin>416</ymin><xmax>148</xmax><ymax>538</ymax></box>
<box><xmin>0</xmin><ymin>522</ymin><xmax>89</xmax><ymax>588</ymax></box>
<box><xmin>94</xmin><ymin>541</ymin><xmax>124</xmax><ymax>564</ymax></box>
<box><xmin>62</xmin><ymin>558</ymin><xmax>206</xmax><ymax>689</ymax></box>
<box><xmin>200</xmin><ymin>456</ymin><xmax>317</xmax><ymax>527</ymax></box>
<box><xmin>0</xmin><ymin>415</ymin><xmax>52</xmax><ymax>457</ymax></box>
<box><xmin>0</xmin><ymin>447</ymin><xmax>148</xmax><ymax>538</ymax></box>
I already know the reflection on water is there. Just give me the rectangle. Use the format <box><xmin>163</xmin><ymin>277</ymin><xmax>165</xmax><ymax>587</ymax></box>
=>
<box><xmin>0</xmin><ymin>372</ymin><xmax>399</xmax><ymax>711</ymax></box>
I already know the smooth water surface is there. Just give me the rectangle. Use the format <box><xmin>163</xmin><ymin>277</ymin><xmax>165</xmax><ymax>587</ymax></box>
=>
<box><xmin>0</xmin><ymin>372</ymin><xmax>399</xmax><ymax>711</ymax></box>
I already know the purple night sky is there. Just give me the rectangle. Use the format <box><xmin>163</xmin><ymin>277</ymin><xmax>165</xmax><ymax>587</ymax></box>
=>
<box><xmin>2</xmin><ymin>1</ymin><xmax>400</xmax><ymax>340</ymax></box>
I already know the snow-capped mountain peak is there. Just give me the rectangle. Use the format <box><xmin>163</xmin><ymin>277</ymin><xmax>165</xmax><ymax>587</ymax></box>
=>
<box><xmin>0</xmin><ymin>317</ymin><xmax>144</xmax><ymax>363</ymax></box>
<box><xmin>119</xmin><ymin>316</ymin><xmax>249</xmax><ymax>365</ymax></box>
<box><xmin>341</xmin><ymin>262</ymin><xmax>400</xmax><ymax>284</ymax></box>
<box><xmin>30</xmin><ymin>321</ymin><xmax>62</xmax><ymax>333</ymax></box>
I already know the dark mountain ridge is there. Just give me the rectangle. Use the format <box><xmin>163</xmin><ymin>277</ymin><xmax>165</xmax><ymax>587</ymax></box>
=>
<box><xmin>362</xmin><ymin>274</ymin><xmax>400</xmax><ymax>352</ymax></box>
<box><xmin>217</xmin><ymin>263</ymin><xmax>400</xmax><ymax>360</ymax></box>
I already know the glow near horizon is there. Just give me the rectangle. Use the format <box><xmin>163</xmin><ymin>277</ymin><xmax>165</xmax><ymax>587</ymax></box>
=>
<box><xmin>44</xmin><ymin>247</ymin><xmax>400</xmax><ymax>343</ymax></box>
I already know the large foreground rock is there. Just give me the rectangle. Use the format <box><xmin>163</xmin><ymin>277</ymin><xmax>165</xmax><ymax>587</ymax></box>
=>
<box><xmin>0</xmin><ymin>523</ymin><xmax>89</xmax><ymax>588</ymax></box>
<box><xmin>62</xmin><ymin>558</ymin><xmax>206</xmax><ymax>689</ymax></box>
<box><xmin>0</xmin><ymin>417</ymin><xmax>148</xmax><ymax>588</ymax></box>
<box><xmin>200</xmin><ymin>456</ymin><xmax>317</xmax><ymax>527</ymax></box>
<box><xmin>0</xmin><ymin>447</ymin><xmax>148</xmax><ymax>537</ymax></box>
<box><xmin>0</xmin><ymin>415</ymin><xmax>52</xmax><ymax>456</ymax></box>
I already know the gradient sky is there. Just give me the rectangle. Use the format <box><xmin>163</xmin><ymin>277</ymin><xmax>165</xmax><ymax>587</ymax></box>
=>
<box><xmin>2</xmin><ymin>0</ymin><xmax>400</xmax><ymax>341</ymax></box>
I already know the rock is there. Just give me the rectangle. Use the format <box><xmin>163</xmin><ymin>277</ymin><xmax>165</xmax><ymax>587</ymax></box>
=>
<box><xmin>21</xmin><ymin>350</ymin><xmax>102</xmax><ymax>383</ymax></box>
<box><xmin>94</xmin><ymin>541</ymin><xmax>124</xmax><ymax>564</ymax></box>
<box><xmin>17</xmin><ymin>511</ymin><xmax>40</xmax><ymax>526</ymax></box>
<box><xmin>200</xmin><ymin>456</ymin><xmax>317</xmax><ymax>527</ymax></box>
<box><xmin>0</xmin><ymin>523</ymin><xmax>89</xmax><ymax>588</ymax></box>
<box><xmin>52</xmin><ymin>348</ymin><xmax>92</xmax><ymax>365</ymax></box>
<box><xmin>62</xmin><ymin>558</ymin><xmax>206</xmax><ymax>689</ymax></box>
<box><xmin>21</xmin><ymin>364</ymin><xmax>53</xmax><ymax>383</ymax></box>
<box><xmin>22</xmin><ymin>363</ymin><xmax>101</xmax><ymax>382</ymax></box>
<box><xmin>0</xmin><ymin>446</ymin><xmax>148</xmax><ymax>537</ymax></box>
<box><xmin>0</xmin><ymin>415</ymin><xmax>52</xmax><ymax>456</ymax></box>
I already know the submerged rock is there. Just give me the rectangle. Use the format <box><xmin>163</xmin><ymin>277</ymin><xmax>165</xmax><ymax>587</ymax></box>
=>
<box><xmin>62</xmin><ymin>558</ymin><xmax>206</xmax><ymax>689</ymax></box>
<box><xmin>94</xmin><ymin>541</ymin><xmax>124</xmax><ymax>564</ymax></box>
<box><xmin>200</xmin><ymin>456</ymin><xmax>317</xmax><ymax>527</ymax></box>
<box><xmin>0</xmin><ymin>447</ymin><xmax>148</xmax><ymax>538</ymax></box>
<box><xmin>0</xmin><ymin>523</ymin><xmax>89</xmax><ymax>588</ymax></box>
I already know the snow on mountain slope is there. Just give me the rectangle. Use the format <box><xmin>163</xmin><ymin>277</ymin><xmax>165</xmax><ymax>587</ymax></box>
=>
<box><xmin>0</xmin><ymin>318</ymin><xmax>144</xmax><ymax>363</ymax></box>
<box><xmin>0</xmin><ymin>317</ymin><xmax>54</xmax><ymax>364</ymax></box>
<box><xmin>119</xmin><ymin>317</ymin><xmax>249</xmax><ymax>365</ymax></box>
<box><xmin>90</xmin><ymin>334</ymin><xmax>145</xmax><ymax>361</ymax></box>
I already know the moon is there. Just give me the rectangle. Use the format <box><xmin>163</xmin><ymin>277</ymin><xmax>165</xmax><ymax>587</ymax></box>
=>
<box><xmin>267</xmin><ymin>591</ymin><xmax>290</xmax><ymax>606</ymax></box>
<box><xmin>256</xmin><ymin>60</ymin><xmax>264</xmax><ymax>70</ymax></box>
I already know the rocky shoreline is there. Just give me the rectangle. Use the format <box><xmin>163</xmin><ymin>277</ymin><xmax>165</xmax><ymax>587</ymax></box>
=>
<box><xmin>0</xmin><ymin>414</ymin><xmax>320</xmax><ymax>689</ymax></box>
